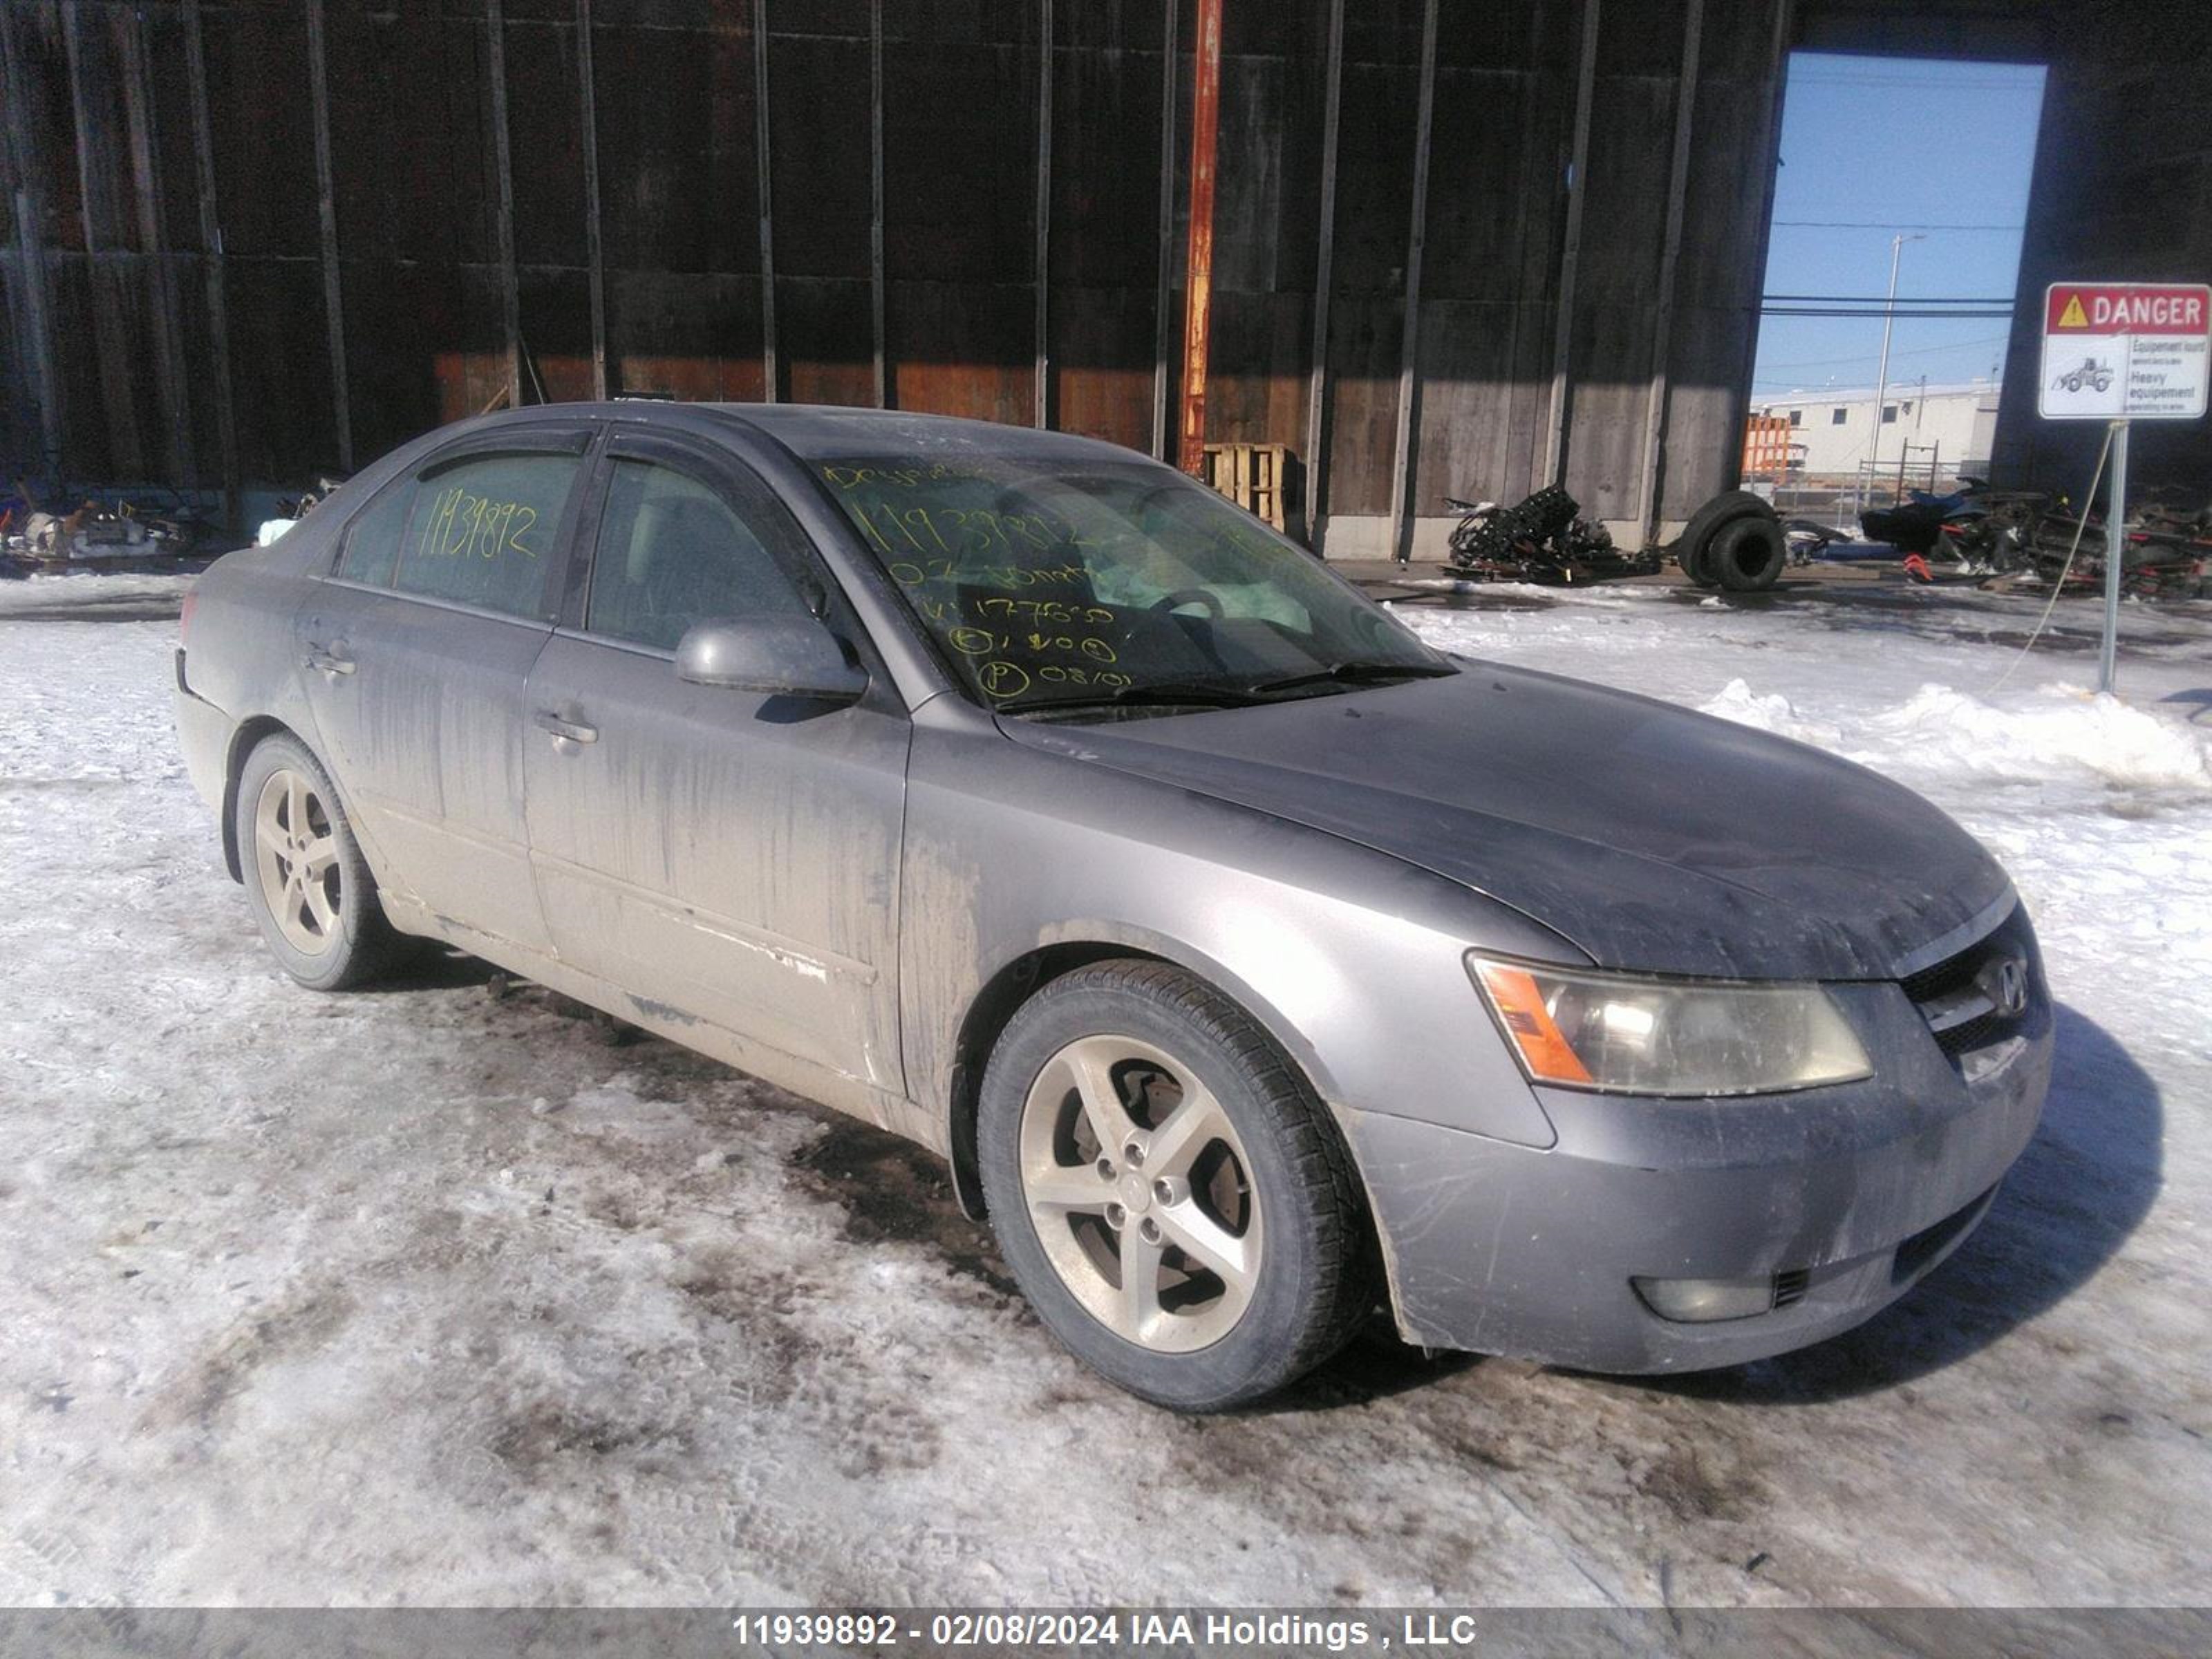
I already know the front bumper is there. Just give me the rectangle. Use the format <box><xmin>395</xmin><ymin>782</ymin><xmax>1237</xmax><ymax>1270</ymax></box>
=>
<box><xmin>1341</xmin><ymin>965</ymin><xmax>2053</xmax><ymax>1374</ymax></box>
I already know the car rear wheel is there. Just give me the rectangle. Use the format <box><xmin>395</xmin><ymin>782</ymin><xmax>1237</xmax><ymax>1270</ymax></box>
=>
<box><xmin>977</xmin><ymin>961</ymin><xmax>1370</xmax><ymax>1410</ymax></box>
<box><xmin>235</xmin><ymin>732</ymin><xmax>401</xmax><ymax>991</ymax></box>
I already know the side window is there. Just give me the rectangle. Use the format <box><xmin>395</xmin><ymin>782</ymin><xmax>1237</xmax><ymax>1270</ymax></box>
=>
<box><xmin>392</xmin><ymin>451</ymin><xmax>579</xmax><ymax>620</ymax></box>
<box><xmin>335</xmin><ymin>478</ymin><xmax>415</xmax><ymax>587</ymax></box>
<box><xmin>586</xmin><ymin>458</ymin><xmax>809</xmax><ymax>652</ymax></box>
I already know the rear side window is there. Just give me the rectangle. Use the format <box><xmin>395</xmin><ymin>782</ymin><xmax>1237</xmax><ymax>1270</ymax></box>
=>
<box><xmin>335</xmin><ymin>478</ymin><xmax>415</xmax><ymax>586</ymax></box>
<box><xmin>586</xmin><ymin>458</ymin><xmax>809</xmax><ymax>652</ymax></box>
<box><xmin>393</xmin><ymin>452</ymin><xmax>579</xmax><ymax>620</ymax></box>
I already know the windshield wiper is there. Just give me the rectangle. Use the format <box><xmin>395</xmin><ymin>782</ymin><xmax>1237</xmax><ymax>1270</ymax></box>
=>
<box><xmin>1246</xmin><ymin>661</ymin><xmax>1459</xmax><ymax>696</ymax></box>
<box><xmin>998</xmin><ymin>679</ymin><xmax>1271</xmax><ymax>715</ymax></box>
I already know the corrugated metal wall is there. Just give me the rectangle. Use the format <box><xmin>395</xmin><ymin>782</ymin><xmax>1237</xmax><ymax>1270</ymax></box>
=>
<box><xmin>1</xmin><ymin>0</ymin><xmax>1786</xmax><ymax>544</ymax></box>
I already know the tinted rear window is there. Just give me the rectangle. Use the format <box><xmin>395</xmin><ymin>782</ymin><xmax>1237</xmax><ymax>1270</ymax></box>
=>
<box><xmin>392</xmin><ymin>452</ymin><xmax>578</xmax><ymax>620</ymax></box>
<box><xmin>335</xmin><ymin>478</ymin><xmax>415</xmax><ymax>587</ymax></box>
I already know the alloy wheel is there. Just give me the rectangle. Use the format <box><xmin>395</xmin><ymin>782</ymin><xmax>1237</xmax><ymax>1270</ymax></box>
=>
<box><xmin>252</xmin><ymin>767</ymin><xmax>343</xmax><ymax>956</ymax></box>
<box><xmin>1018</xmin><ymin>1033</ymin><xmax>1263</xmax><ymax>1352</ymax></box>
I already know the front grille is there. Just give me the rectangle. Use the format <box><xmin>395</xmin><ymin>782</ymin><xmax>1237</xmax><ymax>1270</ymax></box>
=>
<box><xmin>1900</xmin><ymin>906</ymin><xmax>2036</xmax><ymax>1062</ymax></box>
<box><xmin>1772</xmin><ymin>1268</ymin><xmax>1811</xmax><ymax>1309</ymax></box>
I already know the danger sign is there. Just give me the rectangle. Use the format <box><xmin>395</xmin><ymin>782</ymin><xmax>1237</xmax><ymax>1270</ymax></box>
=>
<box><xmin>2039</xmin><ymin>281</ymin><xmax>2210</xmax><ymax>420</ymax></box>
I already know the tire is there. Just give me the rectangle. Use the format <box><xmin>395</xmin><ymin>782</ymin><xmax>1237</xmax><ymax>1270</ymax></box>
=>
<box><xmin>233</xmin><ymin>731</ymin><xmax>403</xmax><ymax>991</ymax></box>
<box><xmin>976</xmin><ymin>960</ymin><xmax>1371</xmax><ymax>1411</ymax></box>
<box><xmin>1678</xmin><ymin>535</ymin><xmax>1723</xmax><ymax>586</ymax></box>
<box><xmin>1713</xmin><ymin>515</ymin><xmax>1788</xmax><ymax>592</ymax></box>
<box><xmin>1676</xmin><ymin>490</ymin><xmax>1781</xmax><ymax>591</ymax></box>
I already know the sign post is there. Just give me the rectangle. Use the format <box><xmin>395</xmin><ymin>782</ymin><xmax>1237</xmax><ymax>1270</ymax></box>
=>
<box><xmin>2038</xmin><ymin>281</ymin><xmax>2211</xmax><ymax>693</ymax></box>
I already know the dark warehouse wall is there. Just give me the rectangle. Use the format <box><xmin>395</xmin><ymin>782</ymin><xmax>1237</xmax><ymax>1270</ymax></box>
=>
<box><xmin>1</xmin><ymin>0</ymin><xmax>1793</xmax><ymax>550</ymax></box>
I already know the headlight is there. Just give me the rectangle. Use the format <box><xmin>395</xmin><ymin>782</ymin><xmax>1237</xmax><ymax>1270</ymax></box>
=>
<box><xmin>1467</xmin><ymin>955</ymin><xmax>1872</xmax><ymax>1096</ymax></box>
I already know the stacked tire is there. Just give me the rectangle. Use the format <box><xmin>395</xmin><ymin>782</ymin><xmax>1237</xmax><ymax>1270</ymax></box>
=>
<box><xmin>1676</xmin><ymin>491</ymin><xmax>1788</xmax><ymax>593</ymax></box>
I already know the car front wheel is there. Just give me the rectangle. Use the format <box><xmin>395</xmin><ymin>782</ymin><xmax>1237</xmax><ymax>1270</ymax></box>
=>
<box><xmin>977</xmin><ymin>961</ymin><xmax>1371</xmax><ymax>1410</ymax></box>
<box><xmin>234</xmin><ymin>731</ymin><xmax>401</xmax><ymax>991</ymax></box>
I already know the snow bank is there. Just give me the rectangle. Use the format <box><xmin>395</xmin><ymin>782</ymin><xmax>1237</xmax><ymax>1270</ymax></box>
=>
<box><xmin>1699</xmin><ymin>677</ymin><xmax>2212</xmax><ymax>794</ymax></box>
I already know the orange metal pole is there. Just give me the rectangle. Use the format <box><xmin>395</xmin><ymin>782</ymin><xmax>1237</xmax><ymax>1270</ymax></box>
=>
<box><xmin>1177</xmin><ymin>0</ymin><xmax>1222</xmax><ymax>476</ymax></box>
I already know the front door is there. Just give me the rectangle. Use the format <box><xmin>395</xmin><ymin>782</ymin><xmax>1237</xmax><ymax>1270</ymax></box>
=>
<box><xmin>295</xmin><ymin>431</ymin><xmax>592</xmax><ymax>954</ymax></box>
<box><xmin>521</xmin><ymin>433</ymin><xmax>910</xmax><ymax>1096</ymax></box>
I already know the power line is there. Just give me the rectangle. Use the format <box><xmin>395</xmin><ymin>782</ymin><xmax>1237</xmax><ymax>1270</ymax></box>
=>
<box><xmin>1762</xmin><ymin>308</ymin><xmax>2015</xmax><ymax>318</ymax></box>
<box><xmin>1754</xmin><ymin>332</ymin><xmax>2011</xmax><ymax>375</ymax></box>
<box><xmin>1771</xmin><ymin>219</ymin><xmax>2024</xmax><ymax>232</ymax></box>
<box><xmin>1763</xmin><ymin>292</ymin><xmax>2014</xmax><ymax>303</ymax></box>
<box><xmin>1786</xmin><ymin>71</ymin><xmax>2045</xmax><ymax>88</ymax></box>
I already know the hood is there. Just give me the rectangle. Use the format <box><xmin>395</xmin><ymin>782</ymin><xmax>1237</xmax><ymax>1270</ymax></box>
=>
<box><xmin>1000</xmin><ymin>663</ymin><xmax>2011</xmax><ymax>981</ymax></box>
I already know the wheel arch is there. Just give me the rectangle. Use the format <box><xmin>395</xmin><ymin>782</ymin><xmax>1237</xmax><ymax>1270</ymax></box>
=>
<box><xmin>219</xmin><ymin>715</ymin><xmax>303</xmax><ymax>883</ymax></box>
<box><xmin>941</xmin><ymin>931</ymin><xmax>1351</xmax><ymax>1225</ymax></box>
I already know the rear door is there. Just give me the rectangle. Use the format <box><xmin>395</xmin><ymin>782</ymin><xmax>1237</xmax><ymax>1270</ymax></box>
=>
<box><xmin>296</xmin><ymin>425</ymin><xmax>594</xmax><ymax>954</ymax></box>
<box><xmin>521</xmin><ymin>429</ymin><xmax>910</xmax><ymax>1096</ymax></box>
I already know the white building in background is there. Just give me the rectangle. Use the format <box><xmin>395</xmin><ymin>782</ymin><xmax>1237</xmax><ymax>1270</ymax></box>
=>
<box><xmin>1752</xmin><ymin>379</ymin><xmax>2001</xmax><ymax>482</ymax></box>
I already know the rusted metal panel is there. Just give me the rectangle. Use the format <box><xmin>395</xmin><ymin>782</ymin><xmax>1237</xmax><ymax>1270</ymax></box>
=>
<box><xmin>868</xmin><ymin>0</ymin><xmax>885</xmax><ymax>404</ymax></box>
<box><xmin>1149</xmin><ymin>0</ymin><xmax>1177</xmax><ymax>458</ymax></box>
<box><xmin>487</xmin><ymin>0</ymin><xmax>523</xmax><ymax>407</ymax></box>
<box><xmin>753</xmin><ymin>0</ymin><xmax>776</xmax><ymax>398</ymax></box>
<box><xmin>1543</xmin><ymin>0</ymin><xmax>1600</xmax><ymax>486</ymax></box>
<box><xmin>1635</xmin><ymin>0</ymin><xmax>1703</xmax><ymax>541</ymax></box>
<box><xmin>118</xmin><ymin>3</ymin><xmax>194</xmax><ymax>482</ymax></box>
<box><xmin>1413</xmin><ymin>8</ymin><xmax>1575</xmax><ymax>514</ymax></box>
<box><xmin>225</xmin><ymin>258</ymin><xmax>339</xmax><ymax>482</ymax></box>
<box><xmin>778</xmin><ymin>277</ymin><xmax>876</xmax><ymax>406</ymax></box>
<box><xmin>1324</xmin><ymin>296</ymin><xmax>1405</xmax><ymax>518</ymax></box>
<box><xmin>886</xmin><ymin>279</ymin><xmax>1030</xmax><ymax>424</ymax></box>
<box><xmin>1385</xmin><ymin>0</ymin><xmax>1438</xmax><ymax>562</ymax></box>
<box><xmin>1031</xmin><ymin>0</ymin><xmax>1051</xmax><ymax>427</ymax></box>
<box><xmin>45</xmin><ymin>254</ymin><xmax>113</xmax><ymax>477</ymax></box>
<box><xmin>1302</xmin><ymin>0</ymin><xmax>1342</xmax><ymax>538</ymax></box>
<box><xmin>518</xmin><ymin>266</ymin><xmax>599</xmax><ymax>402</ymax></box>
<box><xmin>341</xmin><ymin>258</ymin><xmax>499</xmax><ymax>449</ymax></box>
<box><xmin>1050</xmin><ymin>287</ymin><xmax>1154</xmax><ymax>451</ymax></box>
<box><xmin>577</xmin><ymin>0</ymin><xmax>608</xmax><ymax>397</ymax></box>
<box><xmin>1049</xmin><ymin>13</ymin><xmax>1165</xmax><ymax>451</ymax></box>
<box><xmin>1320</xmin><ymin>44</ymin><xmax>1418</xmax><ymax>517</ymax></box>
<box><xmin>61</xmin><ymin>1</ymin><xmax>127</xmax><ymax>251</ymax></box>
<box><xmin>608</xmin><ymin>268</ymin><xmax>767</xmax><ymax>402</ymax></box>
<box><xmin>1564</xmin><ymin>53</ymin><xmax>1673</xmax><ymax>518</ymax></box>
<box><xmin>180</xmin><ymin>0</ymin><xmax>236</xmax><ymax>505</ymax></box>
<box><xmin>1</xmin><ymin>0</ymin><xmax>65</xmax><ymax>480</ymax></box>
<box><xmin>1203</xmin><ymin>290</ymin><xmax>1307</xmax><ymax>445</ymax></box>
<box><xmin>303</xmin><ymin>0</ymin><xmax>353</xmax><ymax>467</ymax></box>
<box><xmin>766</xmin><ymin>27</ymin><xmax>871</xmax><ymax>403</ymax></box>
<box><xmin>8</xmin><ymin>0</ymin><xmax>1799</xmax><ymax>518</ymax></box>
<box><xmin>1175</xmin><ymin>0</ymin><xmax>1220</xmax><ymax>474</ymax></box>
<box><xmin>594</xmin><ymin>12</ymin><xmax>758</xmax><ymax>274</ymax></box>
<box><xmin>504</xmin><ymin>13</ymin><xmax>589</xmax><ymax>267</ymax></box>
<box><xmin>881</xmin><ymin>27</ymin><xmax>1035</xmax><ymax>422</ymax></box>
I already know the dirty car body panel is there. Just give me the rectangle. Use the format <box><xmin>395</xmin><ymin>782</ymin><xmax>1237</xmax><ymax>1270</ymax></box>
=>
<box><xmin>176</xmin><ymin>402</ymin><xmax>2054</xmax><ymax>1379</ymax></box>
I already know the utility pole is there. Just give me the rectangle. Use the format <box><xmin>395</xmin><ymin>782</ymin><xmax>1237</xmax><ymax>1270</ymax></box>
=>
<box><xmin>1177</xmin><ymin>0</ymin><xmax>1224</xmax><ymax>476</ymax></box>
<box><xmin>1868</xmin><ymin>232</ymin><xmax>1922</xmax><ymax>476</ymax></box>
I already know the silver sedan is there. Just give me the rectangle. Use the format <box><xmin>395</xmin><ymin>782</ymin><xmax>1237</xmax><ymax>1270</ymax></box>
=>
<box><xmin>174</xmin><ymin>403</ymin><xmax>2052</xmax><ymax>1409</ymax></box>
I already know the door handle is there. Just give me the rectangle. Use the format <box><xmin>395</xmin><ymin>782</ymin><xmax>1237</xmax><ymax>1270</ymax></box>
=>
<box><xmin>303</xmin><ymin>643</ymin><xmax>356</xmax><ymax>676</ymax></box>
<box><xmin>532</xmin><ymin>710</ymin><xmax>599</xmax><ymax>745</ymax></box>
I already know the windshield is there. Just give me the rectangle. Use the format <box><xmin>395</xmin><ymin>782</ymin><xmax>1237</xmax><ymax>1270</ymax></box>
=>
<box><xmin>812</xmin><ymin>454</ymin><xmax>1448</xmax><ymax>714</ymax></box>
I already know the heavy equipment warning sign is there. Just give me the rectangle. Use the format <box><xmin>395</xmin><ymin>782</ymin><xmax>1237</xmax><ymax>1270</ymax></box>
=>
<box><xmin>2039</xmin><ymin>282</ymin><xmax>2210</xmax><ymax>420</ymax></box>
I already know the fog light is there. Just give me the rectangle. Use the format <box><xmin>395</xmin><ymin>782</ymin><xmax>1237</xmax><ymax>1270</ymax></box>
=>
<box><xmin>1631</xmin><ymin>1275</ymin><xmax>1777</xmax><ymax>1323</ymax></box>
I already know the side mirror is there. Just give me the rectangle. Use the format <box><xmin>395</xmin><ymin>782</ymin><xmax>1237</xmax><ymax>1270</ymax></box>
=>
<box><xmin>673</xmin><ymin>616</ymin><xmax>868</xmax><ymax>704</ymax></box>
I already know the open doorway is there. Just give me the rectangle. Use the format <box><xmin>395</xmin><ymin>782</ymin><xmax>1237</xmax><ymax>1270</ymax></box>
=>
<box><xmin>1746</xmin><ymin>52</ymin><xmax>2047</xmax><ymax>531</ymax></box>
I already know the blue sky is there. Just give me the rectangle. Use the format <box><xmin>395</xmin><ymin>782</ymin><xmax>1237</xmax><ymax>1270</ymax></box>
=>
<box><xmin>1752</xmin><ymin>53</ymin><xmax>2047</xmax><ymax>400</ymax></box>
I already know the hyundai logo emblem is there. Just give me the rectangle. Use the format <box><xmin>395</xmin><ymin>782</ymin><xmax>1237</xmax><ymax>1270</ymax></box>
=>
<box><xmin>1985</xmin><ymin>955</ymin><xmax>2030</xmax><ymax>1018</ymax></box>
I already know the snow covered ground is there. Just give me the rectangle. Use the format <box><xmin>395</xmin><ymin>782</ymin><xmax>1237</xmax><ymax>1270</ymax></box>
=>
<box><xmin>1</xmin><ymin>567</ymin><xmax>2208</xmax><ymax>1609</ymax></box>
